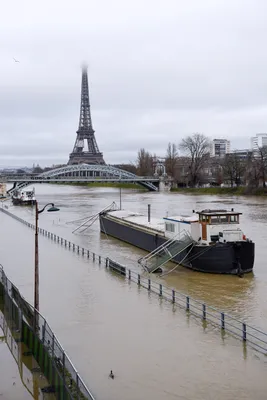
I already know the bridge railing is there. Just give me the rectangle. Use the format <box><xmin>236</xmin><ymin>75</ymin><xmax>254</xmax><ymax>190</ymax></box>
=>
<box><xmin>1</xmin><ymin>207</ymin><xmax>267</xmax><ymax>356</ymax></box>
<box><xmin>0</xmin><ymin>264</ymin><xmax>95</xmax><ymax>400</ymax></box>
<box><xmin>2</xmin><ymin>175</ymin><xmax>158</xmax><ymax>181</ymax></box>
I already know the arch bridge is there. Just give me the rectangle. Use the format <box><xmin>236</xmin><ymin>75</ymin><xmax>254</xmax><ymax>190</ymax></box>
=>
<box><xmin>5</xmin><ymin>164</ymin><xmax>159</xmax><ymax>194</ymax></box>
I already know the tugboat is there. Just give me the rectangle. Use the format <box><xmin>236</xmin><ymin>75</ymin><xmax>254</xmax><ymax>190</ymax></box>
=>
<box><xmin>99</xmin><ymin>208</ymin><xmax>255</xmax><ymax>275</ymax></box>
<box><xmin>11</xmin><ymin>188</ymin><xmax>36</xmax><ymax>206</ymax></box>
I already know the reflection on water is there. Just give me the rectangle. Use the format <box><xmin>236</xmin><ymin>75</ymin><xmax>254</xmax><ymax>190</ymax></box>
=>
<box><xmin>0</xmin><ymin>306</ymin><xmax>55</xmax><ymax>399</ymax></box>
<box><xmin>1</xmin><ymin>184</ymin><xmax>267</xmax><ymax>400</ymax></box>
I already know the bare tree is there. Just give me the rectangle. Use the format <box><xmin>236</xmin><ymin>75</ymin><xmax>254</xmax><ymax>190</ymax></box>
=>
<box><xmin>246</xmin><ymin>155</ymin><xmax>261</xmax><ymax>188</ymax></box>
<box><xmin>223</xmin><ymin>153</ymin><xmax>246</xmax><ymax>187</ymax></box>
<box><xmin>257</xmin><ymin>146</ymin><xmax>267</xmax><ymax>187</ymax></box>
<box><xmin>136</xmin><ymin>148</ymin><xmax>154</xmax><ymax>176</ymax></box>
<box><xmin>179</xmin><ymin>133</ymin><xmax>210</xmax><ymax>187</ymax></box>
<box><xmin>165</xmin><ymin>142</ymin><xmax>178</xmax><ymax>178</ymax></box>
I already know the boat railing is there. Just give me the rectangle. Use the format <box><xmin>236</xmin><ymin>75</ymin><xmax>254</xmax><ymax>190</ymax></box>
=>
<box><xmin>70</xmin><ymin>202</ymin><xmax>118</xmax><ymax>234</ymax></box>
<box><xmin>137</xmin><ymin>229</ymin><xmax>193</xmax><ymax>264</ymax></box>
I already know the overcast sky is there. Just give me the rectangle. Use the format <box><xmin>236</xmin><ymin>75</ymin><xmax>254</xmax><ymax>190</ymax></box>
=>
<box><xmin>1</xmin><ymin>0</ymin><xmax>267</xmax><ymax>167</ymax></box>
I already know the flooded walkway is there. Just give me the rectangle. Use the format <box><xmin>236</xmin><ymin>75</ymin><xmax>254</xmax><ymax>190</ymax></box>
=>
<box><xmin>1</xmin><ymin>185</ymin><xmax>267</xmax><ymax>399</ymax></box>
<box><xmin>0</xmin><ymin>325</ymin><xmax>32</xmax><ymax>400</ymax></box>
<box><xmin>0</xmin><ymin>324</ymin><xmax>55</xmax><ymax>400</ymax></box>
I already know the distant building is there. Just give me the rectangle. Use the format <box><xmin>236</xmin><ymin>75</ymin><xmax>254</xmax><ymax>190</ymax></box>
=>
<box><xmin>210</xmin><ymin>139</ymin><xmax>230</xmax><ymax>157</ymax></box>
<box><xmin>230</xmin><ymin>149</ymin><xmax>252</xmax><ymax>160</ymax></box>
<box><xmin>251</xmin><ymin>133</ymin><xmax>267</xmax><ymax>151</ymax></box>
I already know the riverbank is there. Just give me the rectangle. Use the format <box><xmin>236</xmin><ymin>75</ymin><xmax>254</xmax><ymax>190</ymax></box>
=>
<box><xmin>170</xmin><ymin>187</ymin><xmax>267</xmax><ymax>196</ymax></box>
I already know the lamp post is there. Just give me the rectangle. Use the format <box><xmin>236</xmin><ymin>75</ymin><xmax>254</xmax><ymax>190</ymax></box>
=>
<box><xmin>34</xmin><ymin>201</ymin><xmax>59</xmax><ymax>312</ymax></box>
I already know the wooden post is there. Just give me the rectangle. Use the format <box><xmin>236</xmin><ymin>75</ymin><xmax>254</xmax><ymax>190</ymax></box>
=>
<box><xmin>42</xmin><ymin>320</ymin><xmax>46</xmax><ymax>344</ymax></box>
<box><xmin>148</xmin><ymin>204</ymin><xmax>151</xmax><ymax>222</ymax></box>
<box><xmin>76</xmin><ymin>374</ymin><xmax>80</xmax><ymax>399</ymax></box>
<box><xmin>221</xmin><ymin>312</ymin><xmax>225</xmax><ymax>330</ymax></box>
<box><xmin>52</xmin><ymin>333</ymin><xmax>55</xmax><ymax>357</ymax></box>
<box><xmin>186</xmin><ymin>296</ymin><xmax>190</xmax><ymax>310</ymax></box>
<box><xmin>242</xmin><ymin>323</ymin><xmax>247</xmax><ymax>341</ymax></box>
<box><xmin>62</xmin><ymin>351</ymin><xmax>66</xmax><ymax>387</ymax></box>
<box><xmin>159</xmin><ymin>284</ymin><xmax>162</xmax><ymax>296</ymax></box>
<box><xmin>202</xmin><ymin>304</ymin><xmax>206</xmax><ymax>320</ymax></box>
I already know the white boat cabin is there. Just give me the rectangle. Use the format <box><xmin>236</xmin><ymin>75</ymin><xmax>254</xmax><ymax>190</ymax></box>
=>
<box><xmin>163</xmin><ymin>209</ymin><xmax>245</xmax><ymax>245</ymax></box>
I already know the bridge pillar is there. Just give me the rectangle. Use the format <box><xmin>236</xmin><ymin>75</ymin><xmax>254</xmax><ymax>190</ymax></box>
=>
<box><xmin>158</xmin><ymin>176</ymin><xmax>172</xmax><ymax>192</ymax></box>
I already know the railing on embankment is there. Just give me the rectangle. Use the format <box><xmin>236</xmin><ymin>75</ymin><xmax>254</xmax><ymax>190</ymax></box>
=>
<box><xmin>1</xmin><ymin>207</ymin><xmax>267</xmax><ymax>356</ymax></box>
<box><xmin>0</xmin><ymin>265</ymin><xmax>95</xmax><ymax>400</ymax></box>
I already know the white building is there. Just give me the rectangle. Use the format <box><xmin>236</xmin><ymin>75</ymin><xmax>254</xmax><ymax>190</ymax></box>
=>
<box><xmin>210</xmin><ymin>139</ymin><xmax>230</xmax><ymax>157</ymax></box>
<box><xmin>251</xmin><ymin>133</ymin><xmax>267</xmax><ymax>151</ymax></box>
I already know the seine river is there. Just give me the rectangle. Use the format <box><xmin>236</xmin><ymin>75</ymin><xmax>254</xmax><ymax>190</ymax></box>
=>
<box><xmin>0</xmin><ymin>184</ymin><xmax>267</xmax><ymax>400</ymax></box>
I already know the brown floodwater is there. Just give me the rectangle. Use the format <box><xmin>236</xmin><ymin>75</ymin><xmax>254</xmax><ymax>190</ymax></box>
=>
<box><xmin>0</xmin><ymin>184</ymin><xmax>267</xmax><ymax>400</ymax></box>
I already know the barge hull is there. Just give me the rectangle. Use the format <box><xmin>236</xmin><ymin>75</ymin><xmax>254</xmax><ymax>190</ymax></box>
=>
<box><xmin>12</xmin><ymin>199</ymin><xmax>36</xmax><ymax>206</ymax></box>
<box><xmin>99</xmin><ymin>214</ymin><xmax>254</xmax><ymax>274</ymax></box>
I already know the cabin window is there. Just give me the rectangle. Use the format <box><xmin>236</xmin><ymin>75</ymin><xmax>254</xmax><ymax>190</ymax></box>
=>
<box><xmin>200</xmin><ymin>215</ymin><xmax>207</xmax><ymax>222</ymax></box>
<box><xmin>230</xmin><ymin>215</ymin><xmax>238</xmax><ymax>223</ymax></box>
<box><xmin>219</xmin><ymin>215</ymin><xmax>228</xmax><ymax>223</ymax></box>
<box><xmin>210</xmin><ymin>216</ymin><xmax>219</xmax><ymax>224</ymax></box>
<box><xmin>165</xmin><ymin>223</ymin><xmax>175</xmax><ymax>233</ymax></box>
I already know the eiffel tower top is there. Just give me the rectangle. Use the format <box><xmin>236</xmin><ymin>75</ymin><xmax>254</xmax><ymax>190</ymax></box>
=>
<box><xmin>68</xmin><ymin>66</ymin><xmax>105</xmax><ymax>165</ymax></box>
<box><xmin>78</xmin><ymin>66</ymin><xmax>93</xmax><ymax>131</ymax></box>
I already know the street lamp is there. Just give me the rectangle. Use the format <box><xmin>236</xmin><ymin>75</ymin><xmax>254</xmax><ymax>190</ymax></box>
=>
<box><xmin>35</xmin><ymin>201</ymin><xmax>59</xmax><ymax>312</ymax></box>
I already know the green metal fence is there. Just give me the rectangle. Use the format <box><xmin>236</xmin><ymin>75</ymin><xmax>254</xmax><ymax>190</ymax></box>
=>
<box><xmin>0</xmin><ymin>265</ymin><xmax>95</xmax><ymax>400</ymax></box>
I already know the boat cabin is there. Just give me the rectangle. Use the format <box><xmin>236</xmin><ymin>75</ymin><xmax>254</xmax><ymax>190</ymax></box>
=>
<box><xmin>163</xmin><ymin>214</ymin><xmax>199</xmax><ymax>240</ymax></box>
<box><xmin>163</xmin><ymin>209</ymin><xmax>245</xmax><ymax>244</ymax></box>
<box><xmin>197</xmin><ymin>209</ymin><xmax>244</xmax><ymax>244</ymax></box>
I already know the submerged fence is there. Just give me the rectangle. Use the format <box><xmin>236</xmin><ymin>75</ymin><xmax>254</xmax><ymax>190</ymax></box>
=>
<box><xmin>1</xmin><ymin>207</ymin><xmax>267</xmax><ymax>355</ymax></box>
<box><xmin>0</xmin><ymin>264</ymin><xmax>95</xmax><ymax>400</ymax></box>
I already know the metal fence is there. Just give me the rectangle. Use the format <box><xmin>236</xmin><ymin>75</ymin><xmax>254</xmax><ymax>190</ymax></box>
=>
<box><xmin>0</xmin><ymin>264</ymin><xmax>95</xmax><ymax>400</ymax></box>
<box><xmin>1</xmin><ymin>207</ymin><xmax>267</xmax><ymax>356</ymax></box>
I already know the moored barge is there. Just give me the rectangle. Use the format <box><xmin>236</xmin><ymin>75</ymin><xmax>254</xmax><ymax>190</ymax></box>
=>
<box><xmin>12</xmin><ymin>188</ymin><xmax>36</xmax><ymax>206</ymax></box>
<box><xmin>99</xmin><ymin>208</ymin><xmax>255</xmax><ymax>275</ymax></box>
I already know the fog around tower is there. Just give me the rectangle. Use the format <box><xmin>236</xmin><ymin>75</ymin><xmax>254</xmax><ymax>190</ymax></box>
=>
<box><xmin>0</xmin><ymin>0</ymin><xmax>267</xmax><ymax>166</ymax></box>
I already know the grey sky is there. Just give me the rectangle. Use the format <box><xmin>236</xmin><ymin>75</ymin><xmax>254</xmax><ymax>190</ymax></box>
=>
<box><xmin>1</xmin><ymin>0</ymin><xmax>267</xmax><ymax>167</ymax></box>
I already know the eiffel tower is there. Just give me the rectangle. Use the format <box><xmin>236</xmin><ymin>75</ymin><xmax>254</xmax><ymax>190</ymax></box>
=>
<box><xmin>68</xmin><ymin>66</ymin><xmax>105</xmax><ymax>165</ymax></box>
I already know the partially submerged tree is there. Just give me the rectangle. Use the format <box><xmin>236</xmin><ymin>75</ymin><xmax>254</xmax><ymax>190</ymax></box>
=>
<box><xmin>179</xmin><ymin>133</ymin><xmax>210</xmax><ymax>187</ymax></box>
